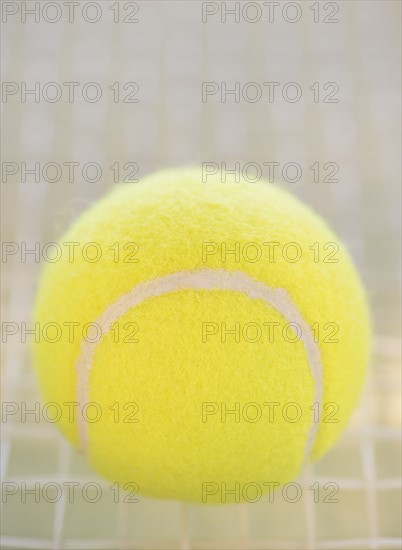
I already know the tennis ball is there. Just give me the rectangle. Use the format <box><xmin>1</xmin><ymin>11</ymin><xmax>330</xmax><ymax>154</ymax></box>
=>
<box><xmin>33</xmin><ymin>168</ymin><xmax>370</xmax><ymax>504</ymax></box>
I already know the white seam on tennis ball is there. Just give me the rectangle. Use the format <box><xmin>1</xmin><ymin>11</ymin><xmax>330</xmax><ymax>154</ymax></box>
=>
<box><xmin>75</xmin><ymin>269</ymin><xmax>323</xmax><ymax>462</ymax></box>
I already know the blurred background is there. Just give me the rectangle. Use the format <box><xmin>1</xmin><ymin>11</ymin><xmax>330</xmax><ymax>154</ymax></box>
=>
<box><xmin>1</xmin><ymin>1</ymin><xmax>401</xmax><ymax>548</ymax></box>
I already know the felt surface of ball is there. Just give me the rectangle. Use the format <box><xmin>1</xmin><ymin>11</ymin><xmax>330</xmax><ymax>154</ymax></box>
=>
<box><xmin>33</xmin><ymin>168</ymin><xmax>370</xmax><ymax>504</ymax></box>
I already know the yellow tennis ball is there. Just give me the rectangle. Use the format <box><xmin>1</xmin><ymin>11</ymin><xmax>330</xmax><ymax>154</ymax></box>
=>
<box><xmin>33</xmin><ymin>168</ymin><xmax>370</xmax><ymax>504</ymax></box>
